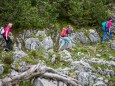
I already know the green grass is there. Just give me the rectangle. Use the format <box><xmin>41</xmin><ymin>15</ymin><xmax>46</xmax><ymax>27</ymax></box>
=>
<box><xmin>0</xmin><ymin>52</ymin><xmax>13</xmax><ymax>75</ymax></box>
<box><xmin>38</xmin><ymin>35</ymin><xmax>45</xmax><ymax>41</ymax></box>
<box><xmin>106</xmin><ymin>77</ymin><xmax>115</xmax><ymax>86</ymax></box>
<box><xmin>46</xmin><ymin>55</ymin><xmax>71</xmax><ymax>69</ymax></box>
<box><xmin>91</xmin><ymin>63</ymin><xmax>115</xmax><ymax>71</ymax></box>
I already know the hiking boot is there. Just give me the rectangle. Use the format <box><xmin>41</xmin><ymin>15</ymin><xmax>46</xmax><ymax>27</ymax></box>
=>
<box><xmin>4</xmin><ymin>48</ymin><xmax>9</xmax><ymax>52</ymax></box>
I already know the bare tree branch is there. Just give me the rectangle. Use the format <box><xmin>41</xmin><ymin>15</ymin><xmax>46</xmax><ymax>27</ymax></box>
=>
<box><xmin>0</xmin><ymin>63</ymin><xmax>78</xmax><ymax>86</ymax></box>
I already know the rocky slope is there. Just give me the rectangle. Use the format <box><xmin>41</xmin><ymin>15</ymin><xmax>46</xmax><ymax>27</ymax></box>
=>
<box><xmin>0</xmin><ymin>17</ymin><xmax>115</xmax><ymax>86</ymax></box>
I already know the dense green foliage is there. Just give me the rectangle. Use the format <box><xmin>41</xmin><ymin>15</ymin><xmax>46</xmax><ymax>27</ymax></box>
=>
<box><xmin>0</xmin><ymin>0</ymin><xmax>114</xmax><ymax>28</ymax></box>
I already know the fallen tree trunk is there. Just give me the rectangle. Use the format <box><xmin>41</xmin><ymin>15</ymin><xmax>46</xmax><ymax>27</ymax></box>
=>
<box><xmin>1</xmin><ymin>63</ymin><xmax>78</xmax><ymax>86</ymax></box>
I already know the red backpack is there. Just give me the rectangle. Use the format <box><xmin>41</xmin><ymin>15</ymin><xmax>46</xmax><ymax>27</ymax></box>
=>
<box><xmin>61</xmin><ymin>28</ymin><xmax>67</xmax><ymax>37</ymax></box>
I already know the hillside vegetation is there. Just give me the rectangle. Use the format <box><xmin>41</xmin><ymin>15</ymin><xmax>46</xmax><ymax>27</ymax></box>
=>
<box><xmin>0</xmin><ymin>0</ymin><xmax>114</xmax><ymax>28</ymax></box>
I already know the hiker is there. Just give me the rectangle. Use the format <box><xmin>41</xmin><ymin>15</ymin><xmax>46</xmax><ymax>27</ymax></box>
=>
<box><xmin>58</xmin><ymin>26</ymin><xmax>73</xmax><ymax>51</ymax></box>
<box><xmin>3</xmin><ymin>23</ymin><xmax>13</xmax><ymax>51</ymax></box>
<box><xmin>102</xmin><ymin>18</ymin><xmax>113</xmax><ymax>43</ymax></box>
<box><xmin>66</xmin><ymin>25</ymin><xmax>73</xmax><ymax>36</ymax></box>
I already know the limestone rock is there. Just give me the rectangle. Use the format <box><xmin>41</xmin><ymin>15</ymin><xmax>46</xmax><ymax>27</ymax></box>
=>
<box><xmin>25</xmin><ymin>30</ymin><xmax>31</xmax><ymax>38</ymax></box>
<box><xmin>36</xmin><ymin>31</ymin><xmax>46</xmax><ymax>37</ymax></box>
<box><xmin>89</xmin><ymin>29</ymin><xmax>100</xmax><ymax>43</ymax></box>
<box><xmin>109</xmin><ymin>56</ymin><xmax>115</xmax><ymax>60</ymax></box>
<box><xmin>10</xmin><ymin>70</ymin><xmax>19</xmax><ymax>77</ymax></box>
<box><xmin>0</xmin><ymin>64</ymin><xmax>4</xmax><ymax>74</ymax></box>
<box><xmin>71</xmin><ymin>61</ymin><xmax>92</xmax><ymax>72</ymax></box>
<box><xmin>33</xmin><ymin>78</ymin><xmax>43</xmax><ymax>86</ymax></box>
<box><xmin>33</xmin><ymin>78</ymin><xmax>67</xmax><ymax>86</ymax></box>
<box><xmin>51</xmin><ymin>54</ymin><xmax>56</xmax><ymax>63</ymax></box>
<box><xmin>78</xmin><ymin>32</ymin><xmax>89</xmax><ymax>44</ymax></box>
<box><xmin>12</xmin><ymin>61</ymin><xmax>29</xmax><ymax>72</ymax></box>
<box><xmin>59</xmin><ymin>50</ymin><xmax>72</xmax><ymax>62</ymax></box>
<box><xmin>77</xmin><ymin>72</ymin><xmax>97</xmax><ymax>86</ymax></box>
<box><xmin>85</xmin><ymin>58</ymin><xmax>115</xmax><ymax>67</ymax></box>
<box><xmin>111</xmin><ymin>42</ymin><xmax>115</xmax><ymax>50</ymax></box>
<box><xmin>13</xmin><ymin>50</ymin><xmax>28</xmax><ymax>61</ymax></box>
<box><xmin>41</xmin><ymin>36</ymin><xmax>53</xmax><ymax>50</ymax></box>
<box><xmin>25</xmin><ymin>38</ymin><xmax>40</xmax><ymax>51</ymax></box>
<box><xmin>93</xmin><ymin>81</ymin><xmax>107</xmax><ymax>86</ymax></box>
<box><xmin>13</xmin><ymin>42</ymin><xmax>22</xmax><ymax>51</ymax></box>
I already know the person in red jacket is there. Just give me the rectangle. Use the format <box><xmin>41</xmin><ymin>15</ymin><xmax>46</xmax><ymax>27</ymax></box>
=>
<box><xmin>58</xmin><ymin>27</ymin><xmax>73</xmax><ymax>51</ymax></box>
<box><xmin>3</xmin><ymin>23</ymin><xmax>13</xmax><ymax>51</ymax></box>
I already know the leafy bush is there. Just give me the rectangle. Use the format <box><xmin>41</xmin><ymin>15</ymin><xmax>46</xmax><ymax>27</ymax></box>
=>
<box><xmin>1</xmin><ymin>52</ymin><xmax>14</xmax><ymax>65</ymax></box>
<box><xmin>0</xmin><ymin>0</ymin><xmax>114</xmax><ymax>28</ymax></box>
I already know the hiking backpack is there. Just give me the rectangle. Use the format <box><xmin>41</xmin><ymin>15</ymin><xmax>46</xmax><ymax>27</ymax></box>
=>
<box><xmin>0</xmin><ymin>27</ymin><xmax>4</xmax><ymax>35</ymax></box>
<box><xmin>102</xmin><ymin>21</ymin><xmax>108</xmax><ymax>31</ymax></box>
<box><xmin>66</xmin><ymin>27</ymin><xmax>72</xmax><ymax>34</ymax></box>
<box><xmin>61</xmin><ymin>28</ymin><xmax>67</xmax><ymax>37</ymax></box>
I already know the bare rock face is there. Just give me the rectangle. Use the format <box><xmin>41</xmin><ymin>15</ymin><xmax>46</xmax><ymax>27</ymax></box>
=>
<box><xmin>41</xmin><ymin>36</ymin><xmax>53</xmax><ymax>50</ymax></box>
<box><xmin>13</xmin><ymin>50</ymin><xmax>28</xmax><ymax>61</ymax></box>
<box><xmin>77</xmin><ymin>72</ymin><xmax>97</xmax><ymax>86</ymax></box>
<box><xmin>33</xmin><ymin>78</ymin><xmax>43</xmax><ymax>86</ymax></box>
<box><xmin>12</xmin><ymin>50</ymin><xmax>28</xmax><ymax>72</ymax></box>
<box><xmin>36</xmin><ymin>31</ymin><xmax>46</xmax><ymax>37</ymax></box>
<box><xmin>89</xmin><ymin>29</ymin><xmax>100</xmax><ymax>43</ymax></box>
<box><xmin>71</xmin><ymin>61</ymin><xmax>92</xmax><ymax>72</ymax></box>
<box><xmin>25</xmin><ymin>38</ymin><xmax>40</xmax><ymax>51</ymax></box>
<box><xmin>59</xmin><ymin>50</ymin><xmax>72</xmax><ymax>62</ymax></box>
<box><xmin>111</xmin><ymin>42</ymin><xmax>115</xmax><ymax>50</ymax></box>
<box><xmin>25</xmin><ymin>30</ymin><xmax>53</xmax><ymax>51</ymax></box>
<box><xmin>33</xmin><ymin>78</ymin><xmax>67</xmax><ymax>86</ymax></box>
<box><xmin>0</xmin><ymin>64</ymin><xmax>4</xmax><ymax>74</ymax></box>
<box><xmin>77</xmin><ymin>32</ymin><xmax>90</xmax><ymax>44</ymax></box>
<box><xmin>93</xmin><ymin>81</ymin><xmax>107</xmax><ymax>86</ymax></box>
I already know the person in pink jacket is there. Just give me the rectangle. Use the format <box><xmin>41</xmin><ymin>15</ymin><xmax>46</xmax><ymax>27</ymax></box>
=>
<box><xmin>3</xmin><ymin>23</ymin><xmax>13</xmax><ymax>51</ymax></box>
<box><xmin>102</xmin><ymin>18</ymin><xmax>113</xmax><ymax>43</ymax></box>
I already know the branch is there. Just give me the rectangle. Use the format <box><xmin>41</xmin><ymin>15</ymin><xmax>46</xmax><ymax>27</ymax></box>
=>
<box><xmin>0</xmin><ymin>63</ymin><xmax>78</xmax><ymax>86</ymax></box>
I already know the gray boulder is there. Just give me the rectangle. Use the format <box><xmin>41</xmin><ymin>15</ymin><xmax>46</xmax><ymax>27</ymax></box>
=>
<box><xmin>10</xmin><ymin>70</ymin><xmax>19</xmax><ymax>77</ymax></box>
<box><xmin>33</xmin><ymin>78</ymin><xmax>67</xmax><ymax>86</ymax></box>
<box><xmin>25</xmin><ymin>30</ymin><xmax>31</xmax><ymax>38</ymax></box>
<box><xmin>33</xmin><ymin>78</ymin><xmax>43</xmax><ymax>86</ymax></box>
<box><xmin>51</xmin><ymin>54</ymin><xmax>56</xmax><ymax>63</ymax></box>
<box><xmin>59</xmin><ymin>50</ymin><xmax>72</xmax><ymax>62</ymax></box>
<box><xmin>25</xmin><ymin>38</ymin><xmax>40</xmax><ymax>51</ymax></box>
<box><xmin>0</xmin><ymin>64</ymin><xmax>4</xmax><ymax>74</ymax></box>
<box><xmin>89</xmin><ymin>29</ymin><xmax>100</xmax><ymax>43</ymax></box>
<box><xmin>41</xmin><ymin>36</ymin><xmax>53</xmax><ymax>50</ymax></box>
<box><xmin>111</xmin><ymin>42</ymin><xmax>115</xmax><ymax>50</ymax></box>
<box><xmin>85</xmin><ymin>58</ymin><xmax>115</xmax><ymax>67</ymax></box>
<box><xmin>77</xmin><ymin>72</ymin><xmax>97</xmax><ymax>86</ymax></box>
<box><xmin>77</xmin><ymin>32</ymin><xmax>89</xmax><ymax>44</ymax></box>
<box><xmin>93</xmin><ymin>81</ymin><xmax>107</xmax><ymax>86</ymax></box>
<box><xmin>12</xmin><ymin>61</ymin><xmax>29</xmax><ymax>72</ymax></box>
<box><xmin>36</xmin><ymin>31</ymin><xmax>46</xmax><ymax>37</ymax></box>
<box><xmin>13</xmin><ymin>42</ymin><xmax>22</xmax><ymax>51</ymax></box>
<box><xmin>13</xmin><ymin>50</ymin><xmax>28</xmax><ymax>61</ymax></box>
<box><xmin>109</xmin><ymin>56</ymin><xmax>115</xmax><ymax>60</ymax></box>
<box><xmin>71</xmin><ymin>61</ymin><xmax>92</xmax><ymax>72</ymax></box>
